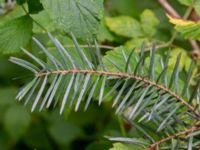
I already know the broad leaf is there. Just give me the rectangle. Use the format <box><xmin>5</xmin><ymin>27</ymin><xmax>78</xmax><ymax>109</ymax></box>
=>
<box><xmin>103</xmin><ymin>46</ymin><xmax>138</xmax><ymax>72</ymax></box>
<box><xmin>168</xmin><ymin>48</ymin><xmax>193</xmax><ymax>71</ymax></box>
<box><xmin>97</xmin><ymin>20</ymin><xmax>115</xmax><ymax>42</ymax></box>
<box><xmin>31</xmin><ymin>10</ymin><xmax>55</xmax><ymax>33</ymax></box>
<box><xmin>0</xmin><ymin>15</ymin><xmax>33</xmax><ymax>53</ymax></box>
<box><xmin>105</xmin><ymin>16</ymin><xmax>142</xmax><ymax>38</ymax></box>
<box><xmin>125</xmin><ymin>38</ymin><xmax>147</xmax><ymax>49</ymax></box>
<box><xmin>41</xmin><ymin>0</ymin><xmax>104</xmax><ymax>39</ymax></box>
<box><xmin>140</xmin><ymin>9</ymin><xmax>159</xmax><ymax>37</ymax></box>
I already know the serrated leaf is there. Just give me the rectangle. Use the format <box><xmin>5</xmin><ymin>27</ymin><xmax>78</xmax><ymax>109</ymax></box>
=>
<box><xmin>0</xmin><ymin>15</ymin><xmax>33</xmax><ymax>53</ymax></box>
<box><xmin>41</xmin><ymin>0</ymin><xmax>104</xmax><ymax>40</ymax></box>
<box><xmin>140</xmin><ymin>9</ymin><xmax>159</xmax><ymax>37</ymax></box>
<box><xmin>105</xmin><ymin>16</ymin><xmax>142</xmax><ymax>38</ymax></box>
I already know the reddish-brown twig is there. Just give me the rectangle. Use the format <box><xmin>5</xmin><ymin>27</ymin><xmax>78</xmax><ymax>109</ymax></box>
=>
<box><xmin>145</xmin><ymin>124</ymin><xmax>200</xmax><ymax>150</ymax></box>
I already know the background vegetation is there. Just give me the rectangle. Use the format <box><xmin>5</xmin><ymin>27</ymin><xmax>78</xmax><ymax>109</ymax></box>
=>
<box><xmin>0</xmin><ymin>0</ymin><xmax>200</xmax><ymax>149</ymax></box>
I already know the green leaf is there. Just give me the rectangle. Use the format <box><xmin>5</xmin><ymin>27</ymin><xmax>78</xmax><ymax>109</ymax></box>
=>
<box><xmin>41</xmin><ymin>0</ymin><xmax>104</xmax><ymax>40</ymax></box>
<box><xmin>31</xmin><ymin>10</ymin><xmax>55</xmax><ymax>32</ymax></box>
<box><xmin>125</xmin><ymin>38</ymin><xmax>147</xmax><ymax>49</ymax></box>
<box><xmin>0</xmin><ymin>6</ymin><xmax>25</xmax><ymax>27</ymax></box>
<box><xmin>103</xmin><ymin>46</ymin><xmax>138</xmax><ymax>72</ymax></box>
<box><xmin>140</xmin><ymin>9</ymin><xmax>159</xmax><ymax>37</ymax></box>
<box><xmin>175</xmin><ymin>23</ymin><xmax>200</xmax><ymax>40</ymax></box>
<box><xmin>109</xmin><ymin>143</ymin><xmax>143</xmax><ymax>150</ymax></box>
<box><xmin>105</xmin><ymin>16</ymin><xmax>142</xmax><ymax>38</ymax></box>
<box><xmin>178</xmin><ymin>0</ymin><xmax>192</xmax><ymax>6</ymax></box>
<box><xmin>28</xmin><ymin>0</ymin><xmax>44</xmax><ymax>14</ymax></box>
<box><xmin>4</xmin><ymin>106</ymin><xmax>31</xmax><ymax>140</ymax></box>
<box><xmin>168</xmin><ymin>15</ymin><xmax>200</xmax><ymax>40</ymax></box>
<box><xmin>97</xmin><ymin>20</ymin><xmax>115</xmax><ymax>42</ymax></box>
<box><xmin>0</xmin><ymin>15</ymin><xmax>33</xmax><ymax>54</ymax></box>
<box><xmin>168</xmin><ymin>48</ymin><xmax>192</xmax><ymax>71</ymax></box>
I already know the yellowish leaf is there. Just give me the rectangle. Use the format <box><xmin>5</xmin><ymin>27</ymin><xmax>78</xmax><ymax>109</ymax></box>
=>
<box><xmin>167</xmin><ymin>14</ymin><xmax>200</xmax><ymax>40</ymax></box>
<box><xmin>167</xmin><ymin>14</ymin><xmax>194</xmax><ymax>26</ymax></box>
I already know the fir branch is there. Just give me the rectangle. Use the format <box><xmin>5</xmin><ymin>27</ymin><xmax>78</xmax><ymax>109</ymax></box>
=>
<box><xmin>35</xmin><ymin>69</ymin><xmax>200</xmax><ymax>118</ymax></box>
<box><xmin>145</xmin><ymin>124</ymin><xmax>200</xmax><ymax>150</ymax></box>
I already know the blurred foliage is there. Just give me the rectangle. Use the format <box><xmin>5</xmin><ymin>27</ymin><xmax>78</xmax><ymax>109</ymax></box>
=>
<box><xmin>0</xmin><ymin>0</ymin><xmax>200</xmax><ymax>149</ymax></box>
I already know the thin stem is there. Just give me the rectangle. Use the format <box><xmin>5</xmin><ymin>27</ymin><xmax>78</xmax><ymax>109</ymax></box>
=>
<box><xmin>35</xmin><ymin>69</ymin><xmax>200</xmax><ymax>118</ymax></box>
<box><xmin>145</xmin><ymin>124</ymin><xmax>200</xmax><ymax>150</ymax></box>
